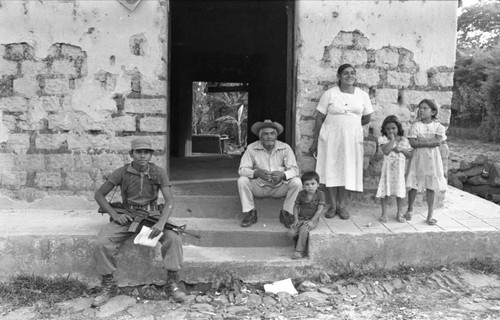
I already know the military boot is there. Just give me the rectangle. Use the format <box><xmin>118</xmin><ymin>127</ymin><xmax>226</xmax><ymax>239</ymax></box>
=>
<box><xmin>165</xmin><ymin>271</ymin><xmax>186</xmax><ymax>303</ymax></box>
<box><xmin>91</xmin><ymin>274</ymin><xmax>117</xmax><ymax>308</ymax></box>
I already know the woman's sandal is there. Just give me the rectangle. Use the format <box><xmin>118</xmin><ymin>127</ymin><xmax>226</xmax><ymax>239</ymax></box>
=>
<box><xmin>426</xmin><ymin>218</ymin><xmax>437</xmax><ymax>225</ymax></box>
<box><xmin>403</xmin><ymin>211</ymin><xmax>413</xmax><ymax>220</ymax></box>
<box><xmin>396</xmin><ymin>215</ymin><xmax>405</xmax><ymax>223</ymax></box>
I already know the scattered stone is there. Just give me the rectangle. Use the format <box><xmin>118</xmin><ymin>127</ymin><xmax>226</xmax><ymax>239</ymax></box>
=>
<box><xmin>298</xmin><ymin>280</ymin><xmax>318</xmax><ymax>292</ymax></box>
<box><xmin>372</xmin><ymin>284</ymin><xmax>385</xmax><ymax>298</ymax></box>
<box><xmin>226</xmin><ymin>305</ymin><xmax>251</xmax><ymax>315</ymax></box>
<box><xmin>334</xmin><ymin>284</ymin><xmax>348</xmax><ymax>296</ymax></box>
<box><xmin>296</xmin><ymin>291</ymin><xmax>329</xmax><ymax>304</ymax></box>
<box><xmin>55</xmin><ymin>297</ymin><xmax>93</xmax><ymax>312</ymax></box>
<box><xmin>346</xmin><ymin>284</ymin><xmax>362</xmax><ymax>298</ymax></box>
<box><xmin>262</xmin><ymin>295</ymin><xmax>278</xmax><ymax>306</ymax></box>
<box><xmin>96</xmin><ymin>295</ymin><xmax>137</xmax><ymax>318</ymax></box>
<box><xmin>1</xmin><ymin>306</ymin><xmax>36</xmax><ymax>320</ymax></box>
<box><xmin>82</xmin><ymin>307</ymin><xmax>97</xmax><ymax>318</ymax></box>
<box><xmin>318</xmin><ymin>287</ymin><xmax>335</xmax><ymax>295</ymax></box>
<box><xmin>357</xmin><ymin>283</ymin><xmax>368</xmax><ymax>295</ymax></box>
<box><xmin>190</xmin><ymin>303</ymin><xmax>215</xmax><ymax>313</ymax></box>
<box><xmin>235</xmin><ymin>293</ymin><xmax>248</xmax><ymax>305</ymax></box>
<box><xmin>276</xmin><ymin>292</ymin><xmax>294</xmax><ymax>306</ymax></box>
<box><xmin>392</xmin><ymin>279</ymin><xmax>403</xmax><ymax>289</ymax></box>
<box><xmin>381</xmin><ymin>282</ymin><xmax>394</xmax><ymax>295</ymax></box>
<box><xmin>474</xmin><ymin>155</ymin><xmax>490</xmax><ymax>165</ymax></box>
<box><xmin>212</xmin><ymin>295</ymin><xmax>229</xmax><ymax>306</ymax></box>
<box><xmin>318</xmin><ymin>272</ymin><xmax>331</xmax><ymax>284</ymax></box>
<box><xmin>127</xmin><ymin>303</ymin><xmax>157</xmax><ymax>318</ymax></box>
<box><xmin>246</xmin><ymin>293</ymin><xmax>263</xmax><ymax>307</ymax></box>
<box><xmin>195</xmin><ymin>295</ymin><xmax>212</xmax><ymax>303</ymax></box>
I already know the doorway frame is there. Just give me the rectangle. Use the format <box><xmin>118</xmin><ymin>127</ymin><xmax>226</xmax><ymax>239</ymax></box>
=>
<box><xmin>165</xmin><ymin>0</ymin><xmax>296</xmax><ymax>173</ymax></box>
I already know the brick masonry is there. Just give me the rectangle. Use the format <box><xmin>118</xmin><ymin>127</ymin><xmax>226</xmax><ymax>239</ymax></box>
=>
<box><xmin>0</xmin><ymin>41</ymin><xmax>167</xmax><ymax>201</ymax></box>
<box><xmin>296</xmin><ymin>30</ymin><xmax>453</xmax><ymax>197</ymax></box>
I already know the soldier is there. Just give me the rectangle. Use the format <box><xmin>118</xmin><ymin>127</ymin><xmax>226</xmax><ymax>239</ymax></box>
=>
<box><xmin>92</xmin><ymin>137</ymin><xmax>186</xmax><ymax>307</ymax></box>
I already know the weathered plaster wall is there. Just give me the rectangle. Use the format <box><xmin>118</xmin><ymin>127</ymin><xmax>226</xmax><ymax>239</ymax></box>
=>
<box><xmin>295</xmin><ymin>0</ymin><xmax>457</xmax><ymax>195</ymax></box>
<box><xmin>0</xmin><ymin>0</ymin><xmax>167</xmax><ymax>202</ymax></box>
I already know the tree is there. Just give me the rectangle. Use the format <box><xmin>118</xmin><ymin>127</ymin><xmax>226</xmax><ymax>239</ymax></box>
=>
<box><xmin>457</xmin><ymin>1</ymin><xmax>500</xmax><ymax>53</ymax></box>
<box><xmin>479</xmin><ymin>62</ymin><xmax>500</xmax><ymax>142</ymax></box>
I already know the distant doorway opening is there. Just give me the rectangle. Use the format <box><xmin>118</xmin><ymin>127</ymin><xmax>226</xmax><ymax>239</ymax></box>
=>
<box><xmin>191</xmin><ymin>81</ymin><xmax>248</xmax><ymax>155</ymax></box>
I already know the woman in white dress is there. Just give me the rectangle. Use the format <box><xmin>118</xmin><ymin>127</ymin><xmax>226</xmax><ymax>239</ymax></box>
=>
<box><xmin>310</xmin><ymin>64</ymin><xmax>373</xmax><ymax>220</ymax></box>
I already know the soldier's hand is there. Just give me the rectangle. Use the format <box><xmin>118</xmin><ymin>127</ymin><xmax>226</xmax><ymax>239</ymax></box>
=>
<box><xmin>111</xmin><ymin>212</ymin><xmax>132</xmax><ymax>225</ymax></box>
<box><xmin>149</xmin><ymin>222</ymin><xmax>164</xmax><ymax>239</ymax></box>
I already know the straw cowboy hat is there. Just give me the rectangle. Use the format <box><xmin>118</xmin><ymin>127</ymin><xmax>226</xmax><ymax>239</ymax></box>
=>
<box><xmin>250</xmin><ymin>119</ymin><xmax>284</xmax><ymax>136</ymax></box>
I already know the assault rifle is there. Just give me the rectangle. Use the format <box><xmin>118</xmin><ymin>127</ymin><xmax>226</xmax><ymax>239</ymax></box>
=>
<box><xmin>98</xmin><ymin>202</ymin><xmax>201</xmax><ymax>239</ymax></box>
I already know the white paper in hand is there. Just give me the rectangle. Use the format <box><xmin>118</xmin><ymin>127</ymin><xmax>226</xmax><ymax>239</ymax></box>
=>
<box><xmin>133</xmin><ymin>226</ymin><xmax>163</xmax><ymax>247</ymax></box>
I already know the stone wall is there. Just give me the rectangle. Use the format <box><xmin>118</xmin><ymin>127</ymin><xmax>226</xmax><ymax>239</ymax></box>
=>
<box><xmin>0</xmin><ymin>0</ymin><xmax>167</xmax><ymax>202</ymax></box>
<box><xmin>0</xmin><ymin>0</ymin><xmax>458</xmax><ymax>204</ymax></box>
<box><xmin>294</xmin><ymin>1</ymin><xmax>457</xmax><ymax>197</ymax></box>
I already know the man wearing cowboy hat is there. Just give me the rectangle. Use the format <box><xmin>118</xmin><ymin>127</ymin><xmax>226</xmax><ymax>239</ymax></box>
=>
<box><xmin>238</xmin><ymin>120</ymin><xmax>302</xmax><ymax>228</ymax></box>
<box><xmin>92</xmin><ymin>137</ymin><xmax>186</xmax><ymax>307</ymax></box>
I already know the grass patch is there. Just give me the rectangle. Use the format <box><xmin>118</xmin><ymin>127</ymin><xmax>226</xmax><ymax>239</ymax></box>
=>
<box><xmin>0</xmin><ymin>274</ymin><xmax>88</xmax><ymax>308</ymax></box>
<box><xmin>461</xmin><ymin>258</ymin><xmax>500</xmax><ymax>275</ymax></box>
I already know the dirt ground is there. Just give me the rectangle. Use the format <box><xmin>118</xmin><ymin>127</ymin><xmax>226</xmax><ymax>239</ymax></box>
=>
<box><xmin>2</xmin><ymin>266</ymin><xmax>500</xmax><ymax>320</ymax></box>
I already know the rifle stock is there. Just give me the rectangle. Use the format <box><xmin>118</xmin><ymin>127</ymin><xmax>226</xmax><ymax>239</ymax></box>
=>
<box><xmin>99</xmin><ymin>203</ymin><xmax>201</xmax><ymax>239</ymax></box>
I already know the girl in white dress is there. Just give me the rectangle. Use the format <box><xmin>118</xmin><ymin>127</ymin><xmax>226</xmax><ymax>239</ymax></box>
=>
<box><xmin>405</xmin><ymin>99</ymin><xmax>447</xmax><ymax>225</ymax></box>
<box><xmin>376</xmin><ymin>116</ymin><xmax>412</xmax><ymax>223</ymax></box>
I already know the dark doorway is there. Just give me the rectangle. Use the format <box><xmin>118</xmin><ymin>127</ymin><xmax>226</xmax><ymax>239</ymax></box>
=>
<box><xmin>169</xmin><ymin>0</ymin><xmax>293</xmax><ymax>181</ymax></box>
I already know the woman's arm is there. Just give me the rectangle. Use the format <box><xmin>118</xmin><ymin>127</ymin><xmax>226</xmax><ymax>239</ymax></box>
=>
<box><xmin>361</xmin><ymin>113</ymin><xmax>371</xmax><ymax>126</ymax></box>
<box><xmin>310</xmin><ymin>112</ymin><xmax>326</xmax><ymax>155</ymax></box>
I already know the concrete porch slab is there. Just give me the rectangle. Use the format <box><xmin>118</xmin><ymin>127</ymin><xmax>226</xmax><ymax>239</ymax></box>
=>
<box><xmin>0</xmin><ymin>187</ymin><xmax>499</xmax><ymax>286</ymax></box>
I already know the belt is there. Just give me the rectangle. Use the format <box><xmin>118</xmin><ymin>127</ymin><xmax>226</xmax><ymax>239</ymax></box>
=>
<box><xmin>126</xmin><ymin>203</ymin><xmax>158</xmax><ymax>211</ymax></box>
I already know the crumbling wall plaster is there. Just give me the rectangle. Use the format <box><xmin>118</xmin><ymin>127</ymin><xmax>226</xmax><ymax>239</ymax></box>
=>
<box><xmin>295</xmin><ymin>1</ymin><xmax>457</xmax><ymax>197</ymax></box>
<box><xmin>0</xmin><ymin>0</ymin><xmax>168</xmax><ymax>202</ymax></box>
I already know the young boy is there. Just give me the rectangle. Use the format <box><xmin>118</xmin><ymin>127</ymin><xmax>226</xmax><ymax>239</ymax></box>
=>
<box><xmin>290</xmin><ymin>171</ymin><xmax>325</xmax><ymax>259</ymax></box>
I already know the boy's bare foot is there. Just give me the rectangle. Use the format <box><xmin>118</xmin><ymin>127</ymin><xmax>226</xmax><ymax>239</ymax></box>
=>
<box><xmin>396</xmin><ymin>214</ymin><xmax>405</xmax><ymax>223</ymax></box>
<box><xmin>379</xmin><ymin>215</ymin><xmax>388</xmax><ymax>223</ymax></box>
<box><xmin>403</xmin><ymin>211</ymin><xmax>413</xmax><ymax>220</ymax></box>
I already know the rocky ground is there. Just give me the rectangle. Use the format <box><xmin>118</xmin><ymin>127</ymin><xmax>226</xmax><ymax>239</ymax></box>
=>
<box><xmin>447</xmin><ymin>137</ymin><xmax>500</xmax><ymax>171</ymax></box>
<box><xmin>2</xmin><ymin>266</ymin><xmax>500</xmax><ymax>320</ymax></box>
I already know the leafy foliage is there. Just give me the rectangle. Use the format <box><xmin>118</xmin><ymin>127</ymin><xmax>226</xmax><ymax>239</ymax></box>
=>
<box><xmin>457</xmin><ymin>1</ymin><xmax>500</xmax><ymax>53</ymax></box>
<box><xmin>453</xmin><ymin>1</ymin><xmax>500</xmax><ymax>140</ymax></box>
<box><xmin>192</xmin><ymin>82</ymin><xmax>248</xmax><ymax>147</ymax></box>
<box><xmin>478</xmin><ymin>62</ymin><xmax>500</xmax><ymax>142</ymax></box>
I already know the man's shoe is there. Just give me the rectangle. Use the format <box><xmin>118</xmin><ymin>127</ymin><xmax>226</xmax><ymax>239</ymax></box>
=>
<box><xmin>337</xmin><ymin>208</ymin><xmax>350</xmax><ymax>220</ymax></box>
<box><xmin>165</xmin><ymin>271</ymin><xmax>186</xmax><ymax>303</ymax></box>
<box><xmin>241</xmin><ymin>210</ymin><xmax>257</xmax><ymax>227</ymax></box>
<box><xmin>279</xmin><ymin>210</ymin><xmax>294</xmax><ymax>229</ymax></box>
<box><xmin>91</xmin><ymin>275</ymin><xmax>117</xmax><ymax>308</ymax></box>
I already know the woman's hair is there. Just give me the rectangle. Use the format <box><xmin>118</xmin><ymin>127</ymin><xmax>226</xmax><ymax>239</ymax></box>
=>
<box><xmin>301</xmin><ymin>171</ymin><xmax>320</xmax><ymax>184</ymax></box>
<box><xmin>380</xmin><ymin>115</ymin><xmax>404</xmax><ymax>137</ymax></box>
<box><xmin>418</xmin><ymin>99</ymin><xmax>438</xmax><ymax>119</ymax></box>
<box><xmin>337</xmin><ymin>63</ymin><xmax>355</xmax><ymax>86</ymax></box>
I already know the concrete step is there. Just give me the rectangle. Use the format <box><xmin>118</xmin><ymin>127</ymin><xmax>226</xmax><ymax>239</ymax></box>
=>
<box><xmin>182</xmin><ymin>245</ymin><xmax>314</xmax><ymax>283</ymax></box>
<box><xmin>176</xmin><ymin>217</ymin><xmax>294</xmax><ymax>247</ymax></box>
<box><xmin>172</xmin><ymin>196</ymin><xmax>284</xmax><ymax>219</ymax></box>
